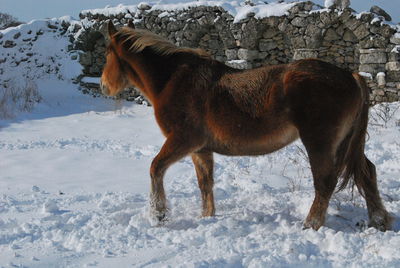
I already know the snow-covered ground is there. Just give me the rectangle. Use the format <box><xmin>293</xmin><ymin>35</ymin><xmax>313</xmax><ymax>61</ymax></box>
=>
<box><xmin>1</xmin><ymin>7</ymin><xmax>400</xmax><ymax>268</ymax></box>
<box><xmin>1</xmin><ymin>76</ymin><xmax>400</xmax><ymax>268</ymax></box>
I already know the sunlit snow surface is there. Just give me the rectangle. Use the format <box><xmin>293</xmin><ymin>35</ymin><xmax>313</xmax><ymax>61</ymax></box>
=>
<box><xmin>1</xmin><ymin>14</ymin><xmax>400</xmax><ymax>268</ymax></box>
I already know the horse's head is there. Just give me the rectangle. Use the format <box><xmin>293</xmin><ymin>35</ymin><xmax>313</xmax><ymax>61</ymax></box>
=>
<box><xmin>100</xmin><ymin>20</ymin><xmax>135</xmax><ymax>96</ymax></box>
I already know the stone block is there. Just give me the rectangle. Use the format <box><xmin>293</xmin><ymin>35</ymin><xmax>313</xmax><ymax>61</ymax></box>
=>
<box><xmin>359</xmin><ymin>51</ymin><xmax>387</xmax><ymax>64</ymax></box>
<box><xmin>259</xmin><ymin>39</ymin><xmax>277</xmax><ymax>51</ymax></box>
<box><xmin>263</xmin><ymin>28</ymin><xmax>279</xmax><ymax>39</ymax></box>
<box><xmin>79</xmin><ymin>52</ymin><xmax>92</xmax><ymax>65</ymax></box>
<box><xmin>291</xmin><ymin>36</ymin><xmax>306</xmax><ymax>48</ymax></box>
<box><xmin>390</xmin><ymin>35</ymin><xmax>400</xmax><ymax>45</ymax></box>
<box><xmin>353</xmin><ymin>24</ymin><xmax>370</xmax><ymax>40</ymax></box>
<box><xmin>386</xmin><ymin>71</ymin><xmax>400</xmax><ymax>82</ymax></box>
<box><xmin>237</xmin><ymin>49</ymin><xmax>259</xmax><ymax>61</ymax></box>
<box><xmin>225</xmin><ymin>60</ymin><xmax>252</xmax><ymax>69</ymax></box>
<box><xmin>386</xmin><ymin>62</ymin><xmax>400</xmax><ymax>71</ymax></box>
<box><xmin>343</xmin><ymin>29</ymin><xmax>357</xmax><ymax>42</ymax></box>
<box><xmin>324</xmin><ymin>28</ymin><xmax>340</xmax><ymax>41</ymax></box>
<box><xmin>358</xmin><ymin>64</ymin><xmax>385</xmax><ymax>74</ymax></box>
<box><xmin>225</xmin><ymin>49</ymin><xmax>237</xmax><ymax>60</ymax></box>
<box><xmin>376</xmin><ymin>72</ymin><xmax>386</xmax><ymax>88</ymax></box>
<box><xmin>293</xmin><ymin>49</ymin><xmax>319</xmax><ymax>60</ymax></box>
<box><xmin>291</xmin><ymin>17</ymin><xmax>307</xmax><ymax>27</ymax></box>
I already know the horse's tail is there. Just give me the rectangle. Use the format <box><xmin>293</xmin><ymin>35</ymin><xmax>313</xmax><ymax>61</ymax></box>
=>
<box><xmin>336</xmin><ymin>73</ymin><xmax>371</xmax><ymax>195</ymax></box>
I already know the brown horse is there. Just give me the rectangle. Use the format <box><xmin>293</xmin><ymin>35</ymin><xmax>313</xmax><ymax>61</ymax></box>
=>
<box><xmin>100</xmin><ymin>21</ymin><xmax>392</xmax><ymax>231</ymax></box>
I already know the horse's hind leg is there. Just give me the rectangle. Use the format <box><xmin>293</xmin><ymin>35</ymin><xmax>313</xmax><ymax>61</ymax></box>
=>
<box><xmin>357</xmin><ymin>156</ymin><xmax>392</xmax><ymax>231</ymax></box>
<box><xmin>302</xmin><ymin>144</ymin><xmax>339</xmax><ymax>230</ymax></box>
<box><xmin>191</xmin><ymin>151</ymin><xmax>215</xmax><ymax>217</ymax></box>
<box><xmin>150</xmin><ymin>133</ymin><xmax>200</xmax><ymax>222</ymax></box>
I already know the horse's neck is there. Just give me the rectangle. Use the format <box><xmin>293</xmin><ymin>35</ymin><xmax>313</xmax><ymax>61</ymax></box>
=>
<box><xmin>126</xmin><ymin>52</ymin><xmax>176</xmax><ymax>102</ymax></box>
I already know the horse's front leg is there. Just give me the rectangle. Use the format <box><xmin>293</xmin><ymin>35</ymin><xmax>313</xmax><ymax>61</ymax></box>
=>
<box><xmin>150</xmin><ymin>133</ymin><xmax>202</xmax><ymax>222</ymax></box>
<box><xmin>191</xmin><ymin>151</ymin><xmax>215</xmax><ymax>217</ymax></box>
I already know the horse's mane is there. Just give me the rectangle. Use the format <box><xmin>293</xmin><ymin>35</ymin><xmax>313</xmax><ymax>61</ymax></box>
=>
<box><xmin>114</xmin><ymin>27</ymin><xmax>210</xmax><ymax>59</ymax></box>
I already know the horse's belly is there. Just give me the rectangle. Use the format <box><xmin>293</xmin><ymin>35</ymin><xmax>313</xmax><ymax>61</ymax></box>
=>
<box><xmin>206</xmin><ymin>123</ymin><xmax>300</xmax><ymax>156</ymax></box>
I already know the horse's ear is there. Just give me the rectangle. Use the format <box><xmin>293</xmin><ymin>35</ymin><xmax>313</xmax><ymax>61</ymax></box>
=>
<box><xmin>127</xmin><ymin>19</ymin><xmax>135</xmax><ymax>29</ymax></box>
<box><xmin>108</xmin><ymin>20</ymin><xmax>117</xmax><ymax>37</ymax></box>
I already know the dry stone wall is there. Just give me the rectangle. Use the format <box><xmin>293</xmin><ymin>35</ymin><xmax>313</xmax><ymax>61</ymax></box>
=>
<box><xmin>73</xmin><ymin>1</ymin><xmax>400</xmax><ymax>104</ymax></box>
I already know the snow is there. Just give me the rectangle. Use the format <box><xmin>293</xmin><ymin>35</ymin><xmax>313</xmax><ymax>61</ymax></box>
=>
<box><xmin>1</xmin><ymin>4</ymin><xmax>400</xmax><ymax>268</ymax></box>
<box><xmin>81</xmin><ymin>4</ymin><xmax>138</xmax><ymax>17</ymax></box>
<box><xmin>392</xmin><ymin>46</ymin><xmax>400</xmax><ymax>53</ymax></box>
<box><xmin>359</xmin><ymin>72</ymin><xmax>373</xmax><ymax>79</ymax></box>
<box><xmin>377</xmin><ymin>72</ymin><xmax>386</xmax><ymax>77</ymax></box>
<box><xmin>233</xmin><ymin>2</ymin><xmax>298</xmax><ymax>23</ymax></box>
<box><xmin>81</xmin><ymin>77</ymin><xmax>101</xmax><ymax>84</ymax></box>
<box><xmin>81</xmin><ymin>1</ymin><xmax>299</xmax><ymax>23</ymax></box>
<box><xmin>324</xmin><ymin>0</ymin><xmax>335</xmax><ymax>8</ymax></box>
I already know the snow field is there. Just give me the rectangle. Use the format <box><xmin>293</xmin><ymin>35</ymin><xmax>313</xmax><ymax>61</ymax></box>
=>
<box><xmin>1</xmin><ymin>85</ymin><xmax>400</xmax><ymax>267</ymax></box>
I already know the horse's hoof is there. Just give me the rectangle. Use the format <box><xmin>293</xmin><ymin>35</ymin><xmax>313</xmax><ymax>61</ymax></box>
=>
<box><xmin>303</xmin><ymin>219</ymin><xmax>323</xmax><ymax>231</ymax></box>
<box><xmin>157</xmin><ymin>212</ymin><xmax>167</xmax><ymax>222</ymax></box>
<box><xmin>368</xmin><ymin>213</ymin><xmax>393</xmax><ymax>232</ymax></box>
<box><xmin>149</xmin><ymin>208</ymin><xmax>168</xmax><ymax>225</ymax></box>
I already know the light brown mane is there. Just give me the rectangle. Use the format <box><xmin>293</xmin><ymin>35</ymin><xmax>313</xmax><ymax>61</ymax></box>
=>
<box><xmin>115</xmin><ymin>27</ymin><xmax>210</xmax><ymax>58</ymax></box>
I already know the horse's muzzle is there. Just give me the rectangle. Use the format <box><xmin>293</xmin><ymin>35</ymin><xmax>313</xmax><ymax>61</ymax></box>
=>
<box><xmin>100</xmin><ymin>80</ymin><xmax>109</xmax><ymax>96</ymax></box>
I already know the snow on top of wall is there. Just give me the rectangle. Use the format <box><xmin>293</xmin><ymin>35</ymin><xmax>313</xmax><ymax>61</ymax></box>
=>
<box><xmin>324</xmin><ymin>0</ymin><xmax>335</xmax><ymax>8</ymax></box>
<box><xmin>233</xmin><ymin>1</ymin><xmax>298</xmax><ymax>22</ymax></box>
<box><xmin>80</xmin><ymin>4</ymin><xmax>138</xmax><ymax>17</ymax></box>
<box><xmin>81</xmin><ymin>1</ymin><xmax>300</xmax><ymax>23</ymax></box>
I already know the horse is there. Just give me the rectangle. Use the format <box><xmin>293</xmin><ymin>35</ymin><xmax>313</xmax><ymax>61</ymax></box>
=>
<box><xmin>100</xmin><ymin>20</ymin><xmax>392</xmax><ymax>231</ymax></box>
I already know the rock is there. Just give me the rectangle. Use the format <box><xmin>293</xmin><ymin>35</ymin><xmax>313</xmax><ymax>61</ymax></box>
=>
<box><xmin>263</xmin><ymin>28</ymin><xmax>279</xmax><ymax>39</ymax></box>
<box><xmin>359</xmin><ymin>36</ymin><xmax>387</xmax><ymax>49</ymax></box>
<box><xmin>13</xmin><ymin>32</ymin><xmax>21</xmax><ymax>39</ymax></box>
<box><xmin>324</xmin><ymin>28</ymin><xmax>341</xmax><ymax>41</ymax></box>
<box><xmin>237</xmin><ymin>49</ymin><xmax>259</xmax><ymax>61</ymax></box>
<box><xmin>79</xmin><ymin>52</ymin><xmax>92</xmax><ymax>65</ymax></box>
<box><xmin>305</xmin><ymin>24</ymin><xmax>321</xmax><ymax>37</ymax></box>
<box><xmin>388</xmin><ymin>52</ymin><xmax>400</xmax><ymax>62</ymax></box>
<box><xmin>353</xmin><ymin>24</ymin><xmax>370</xmax><ymax>40</ymax></box>
<box><xmin>293</xmin><ymin>49</ymin><xmax>319</xmax><ymax>60</ymax></box>
<box><xmin>359</xmin><ymin>50</ymin><xmax>387</xmax><ymax>64</ymax></box>
<box><xmin>376</xmin><ymin>72</ymin><xmax>386</xmax><ymax>88</ymax></box>
<box><xmin>138</xmin><ymin>3</ymin><xmax>151</xmax><ymax>11</ymax></box>
<box><xmin>386</xmin><ymin>71</ymin><xmax>400</xmax><ymax>82</ymax></box>
<box><xmin>325</xmin><ymin>0</ymin><xmax>350</xmax><ymax>10</ymax></box>
<box><xmin>343</xmin><ymin>29</ymin><xmax>357</xmax><ymax>42</ymax></box>
<box><xmin>225</xmin><ymin>49</ymin><xmax>237</xmax><ymax>60</ymax></box>
<box><xmin>373</xmin><ymin>89</ymin><xmax>385</xmax><ymax>96</ymax></box>
<box><xmin>259</xmin><ymin>39</ymin><xmax>277</xmax><ymax>51</ymax></box>
<box><xmin>225</xmin><ymin>60</ymin><xmax>252</xmax><ymax>69</ymax></box>
<box><xmin>359</xmin><ymin>64</ymin><xmax>386</xmax><ymax>74</ymax></box>
<box><xmin>291</xmin><ymin>17</ymin><xmax>307</xmax><ymax>27</ymax></box>
<box><xmin>390</xmin><ymin>35</ymin><xmax>400</xmax><ymax>45</ymax></box>
<box><xmin>3</xmin><ymin>40</ymin><xmax>16</xmax><ymax>48</ymax></box>
<box><xmin>291</xmin><ymin>36</ymin><xmax>306</xmax><ymax>48</ymax></box>
<box><xmin>370</xmin><ymin>5</ymin><xmax>392</xmax><ymax>22</ymax></box>
<box><xmin>386</xmin><ymin>62</ymin><xmax>400</xmax><ymax>71</ymax></box>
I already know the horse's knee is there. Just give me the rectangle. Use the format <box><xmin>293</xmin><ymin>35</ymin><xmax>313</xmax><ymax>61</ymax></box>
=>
<box><xmin>150</xmin><ymin>158</ymin><xmax>165</xmax><ymax>180</ymax></box>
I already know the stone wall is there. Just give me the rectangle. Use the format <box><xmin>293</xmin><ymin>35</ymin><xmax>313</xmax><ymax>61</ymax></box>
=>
<box><xmin>75</xmin><ymin>1</ymin><xmax>400</xmax><ymax>104</ymax></box>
